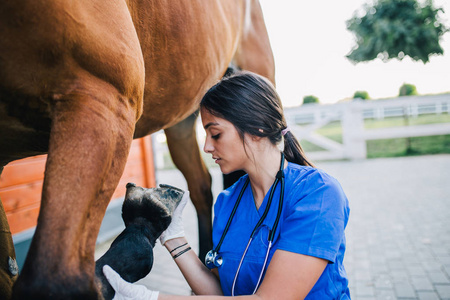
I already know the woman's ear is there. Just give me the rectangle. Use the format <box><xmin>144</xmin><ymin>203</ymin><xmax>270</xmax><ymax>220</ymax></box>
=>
<box><xmin>251</xmin><ymin>128</ymin><xmax>264</xmax><ymax>141</ymax></box>
<box><xmin>251</xmin><ymin>134</ymin><xmax>263</xmax><ymax>142</ymax></box>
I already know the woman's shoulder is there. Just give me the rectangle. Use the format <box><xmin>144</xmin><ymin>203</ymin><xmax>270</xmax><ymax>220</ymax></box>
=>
<box><xmin>285</xmin><ymin>162</ymin><xmax>338</xmax><ymax>185</ymax></box>
<box><xmin>285</xmin><ymin>162</ymin><xmax>346</xmax><ymax>201</ymax></box>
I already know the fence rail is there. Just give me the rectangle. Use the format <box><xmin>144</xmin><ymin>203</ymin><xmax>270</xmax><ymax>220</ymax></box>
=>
<box><xmin>285</xmin><ymin>94</ymin><xmax>450</xmax><ymax>160</ymax></box>
<box><xmin>287</xmin><ymin>94</ymin><xmax>450</xmax><ymax>124</ymax></box>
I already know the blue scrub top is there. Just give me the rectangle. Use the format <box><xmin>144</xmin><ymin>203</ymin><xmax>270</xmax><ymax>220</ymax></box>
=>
<box><xmin>212</xmin><ymin>162</ymin><xmax>351</xmax><ymax>299</ymax></box>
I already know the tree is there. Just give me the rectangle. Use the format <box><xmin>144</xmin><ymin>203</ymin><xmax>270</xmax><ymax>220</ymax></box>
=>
<box><xmin>346</xmin><ymin>0</ymin><xmax>449</xmax><ymax>63</ymax></box>
<box><xmin>303</xmin><ymin>95</ymin><xmax>319</xmax><ymax>104</ymax></box>
<box><xmin>353</xmin><ymin>90</ymin><xmax>370</xmax><ymax>100</ymax></box>
<box><xmin>399</xmin><ymin>83</ymin><xmax>418</xmax><ymax>96</ymax></box>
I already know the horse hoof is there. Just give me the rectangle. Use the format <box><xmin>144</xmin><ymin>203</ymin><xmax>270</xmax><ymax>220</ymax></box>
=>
<box><xmin>95</xmin><ymin>183</ymin><xmax>185</xmax><ymax>300</ymax></box>
<box><xmin>122</xmin><ymin>183</ymin><xmax>184</xmax><ymax>229</ymax></box>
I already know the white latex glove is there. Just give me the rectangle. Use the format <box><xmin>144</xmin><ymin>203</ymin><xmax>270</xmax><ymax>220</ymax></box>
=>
<box><xmin>103</xmin><ymin>265</ymin><xmax>159</xmax><ymax>300</ymax></box>
<box><xmin>159</xmin><ymin>190</ymin><xmax>189</xmax><ymax>245</ymax></box>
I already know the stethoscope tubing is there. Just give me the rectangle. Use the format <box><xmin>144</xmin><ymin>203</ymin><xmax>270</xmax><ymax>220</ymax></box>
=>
<box><xmin>231</xmin><ymin>237</ymin><xmax>253</xmax><ymax>296</ymax></box>
<box><xmin>232</xmin><ymin>175</ymin><xmax>283</xmax><ymax>296</ymax></box>
<box><xmin>231</xmin><ymin>239</ymin><xmax>273</xmax><ymax>296</ymax></box>
<box><xmin>254</xmin><ymin>240</ymin><xmax>272</xmax><ymax>294</ymax></box>
<box><xmin>214</xmin><ymin>179</ymin><xmax>250</xmax><ymax>253</ymax></box>
<box><xmin>208</xmin><ymin>153</ymin><xmax>286</xmax><ymax>295</ymax></box>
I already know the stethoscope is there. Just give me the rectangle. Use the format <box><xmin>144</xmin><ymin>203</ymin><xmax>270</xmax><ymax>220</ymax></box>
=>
<box><xmin>205</xmin><ymin>153</ymin><xmax>286</xmax><ymax>296</ymax></box>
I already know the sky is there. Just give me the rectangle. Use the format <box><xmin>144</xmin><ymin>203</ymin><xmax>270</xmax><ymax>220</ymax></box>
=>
<box><xmin>258</xmin><ymin>0</ymin><xmax>450</xmax><ymax>107</ymax></box>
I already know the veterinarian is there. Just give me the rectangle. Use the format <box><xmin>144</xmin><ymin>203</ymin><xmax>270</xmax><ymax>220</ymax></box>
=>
<box><xmin>103</xmin><ymin>71</ymin><xmax>351</xmax><ymax>299</ymax></box>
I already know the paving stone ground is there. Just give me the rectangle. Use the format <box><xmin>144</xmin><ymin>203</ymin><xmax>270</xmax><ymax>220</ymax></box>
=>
<box><xmin>95</xmin><ymin>154</ymin><xmax>450</xmax><ymax>299</ymax></box>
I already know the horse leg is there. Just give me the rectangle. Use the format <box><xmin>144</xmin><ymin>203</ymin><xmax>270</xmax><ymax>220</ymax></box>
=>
<box><xmin>0</xmin><ymin>166</ymin><xmax>18</xmax><ymax>300</ymax></box>
<box><xmin>12</xmin><ymin>82</ymin><xmax>138</xmax><ymax>299</ymax></box>
<box><xmin>233</xmin><ymin>0</ymin><xmax>275</xmax><ymax>84</ymax></box>
<box><xmin>164</xmin><ymin>112</ymin><xmax>213</xmax><ymax>262</ymax></box>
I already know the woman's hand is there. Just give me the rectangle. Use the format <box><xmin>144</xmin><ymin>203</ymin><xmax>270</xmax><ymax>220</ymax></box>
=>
<box><xmin>159</xmin><ymin>191</ymin><xmax>189</xmax><ymax>245</ymax></box>
<box><xmin>103</xmin><ymin>265</ymin><xmax>159</xmax><ymax>300</ymax></box>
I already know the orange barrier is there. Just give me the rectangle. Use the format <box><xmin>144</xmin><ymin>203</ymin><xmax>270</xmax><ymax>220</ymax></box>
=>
<box><xmin>0</xmin><ymin>136</ymin><xmax>156</xmax><ymax>235</ymax></box>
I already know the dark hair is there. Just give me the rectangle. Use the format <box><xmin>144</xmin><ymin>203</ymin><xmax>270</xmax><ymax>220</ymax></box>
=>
<box><xmin>200</xmin><ymin>71</ymin><xmax>314</xmax><ymax>167</ymax></box>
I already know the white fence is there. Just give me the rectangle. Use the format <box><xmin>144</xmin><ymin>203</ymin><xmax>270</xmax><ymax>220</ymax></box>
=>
<box><xmin>152</xmin><ymin>94</ymin><xmax>450</xmax><ymax>167</ymax></box>
<box><xmin>285</xmin><ymin>94</ymin><xmax>450</xmax><ymax>160</ymax></box>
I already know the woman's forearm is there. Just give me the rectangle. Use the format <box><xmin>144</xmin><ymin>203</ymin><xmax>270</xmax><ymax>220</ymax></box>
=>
<box><xmin>165</xmin><ymin>238</ymin><xmax>223</xmax><ymax>296</ymax></box>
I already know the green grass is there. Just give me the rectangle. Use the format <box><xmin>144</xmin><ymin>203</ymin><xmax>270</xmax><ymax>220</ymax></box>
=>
<box><xmin>315</xmin><ymin>121</ymin><xmax>343</xmax><ymax>143</ymax></box>
<box><xmin>299</xmin><ymin>120</ymin><xmax>343</xmax><ymax>153</ymax></box>
<box><xmin>367</xmin><ymin>135</ymin><xmax>450</xmax><ymax>158</ymax></box>
<box><xmin>298</xmin><ymin>114</ymin><xmax>450</xmax><ymax>158</ymax></box>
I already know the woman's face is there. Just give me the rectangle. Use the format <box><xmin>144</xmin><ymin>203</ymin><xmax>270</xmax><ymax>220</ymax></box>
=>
<box><xmin>201</xmin><ymin>107</ymin><xmax>249</xmax><ymax>174</ymax></box>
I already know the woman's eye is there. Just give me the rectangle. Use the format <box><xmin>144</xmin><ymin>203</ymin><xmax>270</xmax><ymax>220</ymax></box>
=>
<box><xmin>212</xmin><ymin>134</ymin><xmax>220</xmax><ymax>140</ymax></box>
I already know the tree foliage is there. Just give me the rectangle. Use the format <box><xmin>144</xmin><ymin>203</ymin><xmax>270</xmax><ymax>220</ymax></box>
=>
<box><xmin>353</xmin><ymin>90</ymin><xmax>371</xmax><ymax>100</ymax></box>
<box><xmin>399</xmin><ymin>83</ymin><xmax>418</xmax><ymax>96</ymax></box>
<box><xmin>346</xmin><ymin>0</ymin><xmax>449</xmax><ymax>63</ymax></box>
<box><xmin>303</xmin><ymin>95</ymin><xmax>319</xmax><ymax>104</ymax></box>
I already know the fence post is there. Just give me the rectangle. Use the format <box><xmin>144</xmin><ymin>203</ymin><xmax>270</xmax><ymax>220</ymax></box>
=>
<box><xmin>341</xmin><ymin>101</ymin><xmax>367</xmax><ymax>160</ymax></box>
<box><xmin>436</xmin><ymin>102</ymin><xmax>442</xmax><ymax>115</ymax></box>
<box><xmin>375</xmin><ymin>107</ymin><xmax>384</xmax><ymax>120</ymax></box>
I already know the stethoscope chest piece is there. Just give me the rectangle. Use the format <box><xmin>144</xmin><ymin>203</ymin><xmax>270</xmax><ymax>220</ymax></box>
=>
<box><xmin>205</xmin><ymin>250</ymin><xmax>223</xmax><ymax>269</ymax></box>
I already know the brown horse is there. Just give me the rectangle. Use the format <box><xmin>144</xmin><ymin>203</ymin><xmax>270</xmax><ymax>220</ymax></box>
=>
<box><xmin>0</xmin><ymin>0</ymin><xmax>274</xmax><ymax>299</ymax></box>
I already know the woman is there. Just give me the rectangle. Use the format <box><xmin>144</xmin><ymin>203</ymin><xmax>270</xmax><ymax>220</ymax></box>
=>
<box><xmin>104</xmin><ymin>71</ymin><xmax>351</xmax><ymax>299</ymax></box>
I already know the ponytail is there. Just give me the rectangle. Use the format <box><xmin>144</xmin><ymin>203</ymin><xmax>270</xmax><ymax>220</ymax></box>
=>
<box><xmin>283</xmin><ymin>131</ymin><xmax>314</xmax><ymax>167</ymax></box>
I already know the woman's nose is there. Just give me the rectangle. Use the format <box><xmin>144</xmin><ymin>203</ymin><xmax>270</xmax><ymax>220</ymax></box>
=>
<box><xmin>203</xmin><ymin>138</ymin><xmax>213</xmax><ymax>153</ymax></box>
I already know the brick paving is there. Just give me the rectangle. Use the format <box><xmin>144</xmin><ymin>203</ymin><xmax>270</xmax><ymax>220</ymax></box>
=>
<box><xmin>95</xmin><ymin>154</ymin><xmax>450</xmax><ymax>299</ymax></box>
